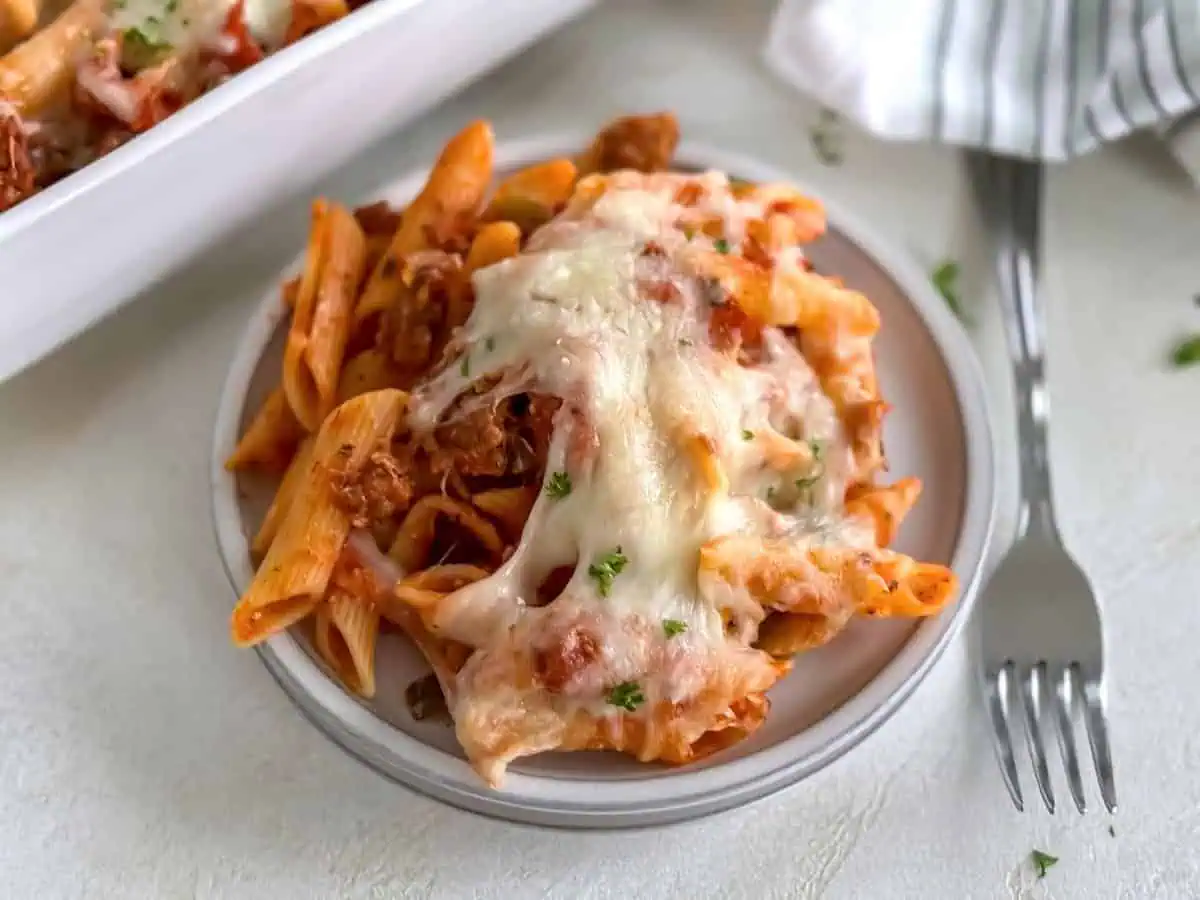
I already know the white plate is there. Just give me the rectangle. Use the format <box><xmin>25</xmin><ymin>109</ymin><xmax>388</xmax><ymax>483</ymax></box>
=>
<box><xmin>211</xmin><ymin>136</ymin><xmax>997</xmax><ymax>828</ymax></box>
<box><xmin>0</xmin><ymin>0</ymin><xmax>594</xmax><ymax>384</ymax></box>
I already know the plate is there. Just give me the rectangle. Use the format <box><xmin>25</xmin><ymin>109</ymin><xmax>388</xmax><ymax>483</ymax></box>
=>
<box><xmin>211</xmin><ymin>136</ymin><xmax>997</xmax><ymax>828</ymax></box>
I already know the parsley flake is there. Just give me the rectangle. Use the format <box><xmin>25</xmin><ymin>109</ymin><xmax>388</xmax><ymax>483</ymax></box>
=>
<box><xmin>678</xmin><ymin>338</ymin><xmax>694</xmax><ymax>347</ymax></box>
<box><xmin>662</xmin><ymin>619</ymin><xmax>687</xmax><ymax>638</ymax></box>
<box><xmin>607</xmin><ymin>681</ymin><xmax>644</xmax><ymax>711</ymax></box>
<box><xmin>121</xmin><ymin>27</ymin><xmax>172</xmax><ymax>71</ymax></box>
<box><xmin>588</xmin><ymin>547</ymin><xmax>628</xmax><ymax>598</ymax></box>
<box><xmin>545</xmin><ymin>471</ymin><xmax>572</xmax><ymax>499</ymax></box>
<box><xmin>485</xmin><ymin>336</ymin><xmax>496</xmax><ymax>352</ymax></box>
<box><xmin>1171</xmin><ymin>334</ymin><xmax>1200</xmax><ymax>368</ymax></box>
<box><xmin>742</xmin><ymin>429</ymin><xmax>754</xmax><ymax>441</ymax></box>
<box><xmin>459</xmin><ymin>355</ymin><xmax>470</xmax><ymax>377</ymax></box>
<box><xmin>1030</xmin><ymin>850</ymin><xmax>1058</xmax><ymax>879</ymax></box>
<box><xmin>713</xmin><ymin>238</ymin><xmax>730</xmax><ymax>254</ymax></box>
<box><xmin>794</xmin><ymin>474</ymin><xmax>820</xmax><ymax>491</ymax></box>
<box><xmin>932</xmin><ymin>260</ymin><xmax>966</xmax><ymax>320</ymax></box>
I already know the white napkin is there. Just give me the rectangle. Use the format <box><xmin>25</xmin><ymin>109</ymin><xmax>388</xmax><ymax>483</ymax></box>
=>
<box><xmin>764</xmin><ymin>0</ymin><xmax>1200</xmax><ymax>181</ymax></box>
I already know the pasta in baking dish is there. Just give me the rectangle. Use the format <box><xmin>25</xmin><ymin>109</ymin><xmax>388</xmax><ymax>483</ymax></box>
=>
<box><xmin>0</xmin><ymin>0</ymin><xmax>357</xmax><ymax>212</ymax></box>
<box><xmin>227</xmin><ymin>114</ymin><xmax>958</xmax><ymax>787</ymax></box>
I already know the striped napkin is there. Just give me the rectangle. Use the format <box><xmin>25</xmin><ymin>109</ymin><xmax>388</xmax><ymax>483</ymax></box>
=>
<box><xmin>764</xmin><ymin>0</ymin><xmax>1200</xmax><ymax>182</ymax></box>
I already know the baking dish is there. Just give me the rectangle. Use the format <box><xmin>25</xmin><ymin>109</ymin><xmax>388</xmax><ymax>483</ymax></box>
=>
<box><xmin>0</xmin><ymin>0</ymin><xmax>595</xmax><ymax>382</ymax></box>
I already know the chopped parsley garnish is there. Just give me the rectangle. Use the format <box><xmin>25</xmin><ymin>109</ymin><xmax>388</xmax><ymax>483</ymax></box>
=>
<box><xmin>459</xmin><ymin>355</ymin><xmax>470</xmax><ymax>377</ymax></box>
<box><xmin>810</xmin><ymin>108</ymin><xmax>845</xmax><ymax>166</ymax></box>
<box><xmin>682</xmin><ymin>225</ymin><xmax>695</xmax><ymax>240</ymax></box>
<box><xmin>545</xmin><ymin>471</ymin><xmax>572</xmax><ymax>499</ymax></box>
<box><xmin>165</xmin><ymin>0</ymin><xmax>179</xmax><ymax>11</ymax></box>
<box><xmin>678</xmin><ymin>338</ymin><xmax>693</xmax><ymax>347</ymax></box>
<box><xmin>607</xmin><ymin>681</ymin><xmax>645</xmax><ymax>711</ymax></box>
<box><xmin>121</xmin><ymin>27</ymin><xmax>172</xmax><ymax>72</ymax></box>
<box><xmin>794</xmin><ymin>474</ymin><xmax>820</xmax><ymax>491</ymax></box>
<box><xmin>662</xmin><ymin>619</ymin><xmax>687</xmax><ymax>638</ymax></box>
<box><xmin>1030</xmin><ymin>850</ymin><xmax>1058</xmax><ymax>879</ymax></box>
<box><xmin>485</xmin><ymin>336</ymin><xmax>496</xmax><ymax>353</ymax></box>
<box><xmin>713</xmin><ymin>238</ymin><xmax>730</xmax><ymax>254</ymax></box>
<box><xmin>809</xmin><ymin>438</ymin><xmax>825</xmax><ymax>461</ymax></box>
<box><xmin>742</xmin><ymin>429</ymin><xmax>755</xmax><ymax>441</ymax></box>
<box><xmin>1170</xmin><ymin>334</ymin><xmax>1200</xmax><ymax>368</ymax></box>
<box><xmin>932</xmin><ymin>260</ymin><xmax>966</xmax><ymax>320</ymax></box>
<box><xmin>588</xmin><ymin>547</ymin><xmax>628</xmax><ymax>597</ymax></box>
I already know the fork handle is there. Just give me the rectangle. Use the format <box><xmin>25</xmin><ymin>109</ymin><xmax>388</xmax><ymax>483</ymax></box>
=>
<box><xmin>989</xmin><ymin>159</ymin><xmax>1058</xmax><ymax>539</ymax></box>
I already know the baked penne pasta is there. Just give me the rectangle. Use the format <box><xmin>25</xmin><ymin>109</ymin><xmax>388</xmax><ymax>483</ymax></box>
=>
<box><xmin>313</xmin><ymin>587</ymin><xmax>380</xmax><ymax>697</ymax></box>
<box><xmin>0</xmin><ymin>0</ymin><xmax>40</xmax><ymax>53</ymax></box>
<box><xmin>355</xmin><ymin>120</ymin><xmax>494</xmax><ymax>322</ymax></box>
<box><xmin>251</xmin><ymin>435</ymin><xmax>315</xmax><ymax>559</ymax></box>
<box><xmin>231</xmin><ymin>389</ymin><xmax>405</xmax><ymax>647</ymax></box>
<box><xmin>226</xmin><ymin>387</ymin><xmax>307</xmax><ymax>472</ymax></box>
<box><xmin>0</xmin><ymin>0</ymin><xmax>102</xmax><ymax>115</ymax></box>
<box><xmin>282</xmin><ymin>201</ymin><xmax>367</xmax><ymax>431</ymax></box>
<box><xmin>227</xmin><ymin>115</ymin><xmax>958</xmax><ymax>788</ymax></box>
<box><xmin>0</xmin><ymin>0</ymin><xmax>376</xmax><ymax>212</ymax></box>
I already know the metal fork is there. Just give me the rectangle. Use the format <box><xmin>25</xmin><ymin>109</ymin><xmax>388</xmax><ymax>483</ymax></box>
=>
<box><xmin>967</xmin><ymin>153</ymin><xmax>1116</xmax><ymax>815</ymax></box>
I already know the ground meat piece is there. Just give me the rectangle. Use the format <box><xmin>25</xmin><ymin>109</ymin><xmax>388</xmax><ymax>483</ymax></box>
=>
<box><xmin>429</xmin><ymin>404</ymin><xmax>509</xmax><ymax>477</ymax></box>
<box><xmin>583</xmin><ymin>113</ymin><xmax>680</xmax><ymax>173</ymax></box>
<box><xmin>0</xmin><ymin>109</ymin><xmax>35</xmax><ymax>212</ymax></box>
<box><xmin>376</xmin><ymin>254</ymin><xmax>461</xmax><ymax>371</ymax></box>
<box><xmin>328</xmin><ymin>451</ymin><xmax>414</xmax><ymax>528</ymax></box>
<box><xmin>709</xmin><ymin>299</ymin><xmax>762</xmax><ymax>355</ymax></box>
<box><xmin>521</xmin><ymin>394</ymin><xmax>562</xmax><ymax>467</ymax></box>
<box><xmin>535</xmin><ymin>626</ymin><xmax>600</xmax><ymax>692</ymax></box>
<box><xmin>354</xmin><ymin>201</ymin><xmax>403</xmax><ymax>236</ymax></box>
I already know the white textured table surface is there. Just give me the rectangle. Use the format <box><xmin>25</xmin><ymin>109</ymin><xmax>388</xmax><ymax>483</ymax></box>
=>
<box><xmin>3</xmin><ymin>2</ymin><xmax>1198</xmax><ymax>898</ymax></box>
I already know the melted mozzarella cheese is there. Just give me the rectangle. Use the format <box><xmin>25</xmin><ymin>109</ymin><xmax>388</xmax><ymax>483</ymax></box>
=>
<box><xmin>408</xmin><ymin>175</ymin><xmax>851</xmax><ymax>721</ymax></box>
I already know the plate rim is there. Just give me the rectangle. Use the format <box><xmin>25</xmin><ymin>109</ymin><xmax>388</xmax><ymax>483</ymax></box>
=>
<box><xmin>210</xmin><ymin>133</ymin><xmax>997</xmax><ymax>828</ymax></box>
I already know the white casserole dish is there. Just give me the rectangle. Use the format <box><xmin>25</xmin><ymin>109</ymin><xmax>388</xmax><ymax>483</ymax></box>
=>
<box><xmin>211</xmin><ymin>135</ymin><xmax>999</xmax><ymax>829</ymax></box>
<box><xmin>0</xmin><ymin>0</ymin><xmax>595</xmax><ymax>383</ymax></box>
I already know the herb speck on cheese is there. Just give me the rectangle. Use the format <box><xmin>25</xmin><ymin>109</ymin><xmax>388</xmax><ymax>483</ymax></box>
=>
<box><xmin>545</xmin><ymin>471</ymin><xmax>572</xmax><ymax>499</ymax></box>
<box><xmin>607</xmin><ymin>681</ymin><xmax>645</xmax><ymax>711</ymax></box>
<box><xmin>662</xmin><ymin>619</ymin><xmax>687</xmax><ymax>638</ymax></box>
<box><xmin>588</xmin><ymin>547</ymin><xmax>628</xmax><ymax>598</ymax></box>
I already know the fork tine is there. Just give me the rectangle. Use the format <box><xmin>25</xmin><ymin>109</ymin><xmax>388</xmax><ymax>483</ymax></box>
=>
<box><xmin>1052</xmin><ymin>664</ymin><xmax>1087</xmax><ymax>813</ymax></box>
<box><xmin>985</xmin><ymin>661</ymin><xmax>1024</xmax><ymax>811</ymax></box>
<box><xmin>1019</xmin><ymin>662</ymin><xmax>1055</xmax><ymax>813</ymax></box>
<box><xmin>1082</xmin><ymin>679</ymin><xmax>1118</xmax><ymax>813</ymax></box>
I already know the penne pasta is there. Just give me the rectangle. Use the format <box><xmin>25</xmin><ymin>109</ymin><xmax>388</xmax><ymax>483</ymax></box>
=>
<box><xmin>251</xmin><ymin>435</ymin><xmax>315</xmax><ymax>560</ymax></box>
<box><xmin>464</xmin><ymin>220</ymin><xmax>521</xmax><ymax>274</ymax></box>
<box><xmin>336</xmin><ymin>348</ymin><xmax>403</xmax><ymax>404</ymax></box>
<box><xmin>226</xmin><ymin>387</ymin><xmax>307</xmax><ymax>472</ymax></box>
<box><xmin>284</xmin><ymin>0</ymin><xmax>349</xmax><ymax>45</ymax></box>
<box><xmin>231</xmin><ymin>389</ymin><xmax>406</xmax><ymax>647</ymax></box>
<box><xmin>0</xmin><ymin>0</ymin><xmax>102</xmax><ymax>115</ymax></box>
<box><xmin>313</xmin><ymin>587</ymin><xmax>380</xmax><ymax>697</ymax></box>
<box><xmin>387</xmin><ymin>495</ymin><xmax>504</xmax><ymax>573</ymax></box>
<box><xmin>845</xmin><ymin>477</ymin><xmax>922</xmax><ymax>547</ymax></box>
<box><xmin>0</xmin><ymin>0</ymin><xmax>40</xmax><ymax>52</ymax></box>
<box><xmin>356</xmin><ymin>120</ymin><xmax>494</xmax><ymax>322</ymax></box>
<box><xmin>483</xmin><ymin>158</ymin><xmax>577</xmax><ymax>234</ymax></box>
<box><xmin>282</xmin><ymin>201</ymin><xmax>367</xmax><ymax>431</ymax></box>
